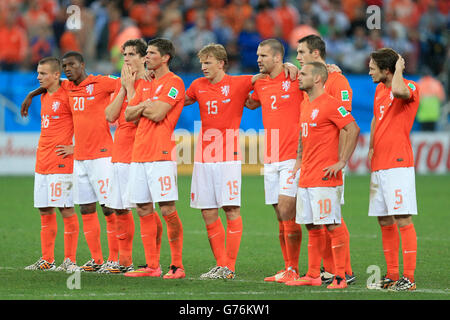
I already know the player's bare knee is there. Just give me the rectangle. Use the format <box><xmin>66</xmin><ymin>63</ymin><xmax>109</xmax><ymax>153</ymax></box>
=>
<box><xmin>277</xmin><ymin>196</ymin><xmax>296</xmax><ymax>221</ymax></box>
<box><xmin>39</xmin><ymin>207</ymin><xmax>55</xmax><ymax>215</ymax></box>
<box><xmin>59</xmin><ymin>207</ymin><xmax>75</xmax><ymax>218</ymax></box>
<box><xmin>115</xmin><ymin>209</ymin><xmax>131</xmax><ymax>215</ymax></box>
<box><xmin>223</xmin><ymin>206</ymin><xmax>240</xmax><ymax>220</ymax></box>
<box><xmin>80</xmin><ymin>203</ymin><xmax>97</xmax><ymax>214</ymax></box>
<box><xmin>394</xmin><ymin>215</ymin><xmax>413</xmax><ymax>228</ymax></box>
<box><xmin>100</xmin><ymin>204</ymin><xmax>114</xmax><ymax>216</ymax></box>
<box><xmin>377</xmin><ymin>215</ymin><xmax>395</xmax><ymax>227</ymax></box>
<box><xmin>136</xmin><ymin>203</ymin><xmax>154</xmax><ymax>217</ymax></box>
<box><xmin>159</xmin><ymin>201</ymin><xmax>176</xmax><ymax>216</ymax></box>
<box><xmin>201</xmin><ymin>208</ymin><xmax>219</xmax><ymax>225</ymax></box>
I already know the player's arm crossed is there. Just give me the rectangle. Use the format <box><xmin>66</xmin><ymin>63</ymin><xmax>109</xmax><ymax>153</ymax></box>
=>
<box><xmin>391</xmin><ymin>55</ymin><xmax>411</xmax><ymax>99</ymax></box>
<box><xmin>141</xmin><ymin>100</ymin><xmax>172</xmax><ymax>122</ymax></box>
<box><xmin>323</xmin><ymin>121</ymin><xmax>360</xmax><ymax>178</ymax></box>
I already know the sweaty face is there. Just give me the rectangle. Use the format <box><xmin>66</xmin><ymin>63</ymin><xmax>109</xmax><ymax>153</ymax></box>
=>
<box><xmin>298</xmin><ymin>64</ymin><xmax>314</xmax><ymax>91</ymax></box>
<box><xmin>123</xmin><ymin>46</ymin><xmax>145</xmax><ymax>73</ymax></box>
<box><xmin>368</xmin><ymin>59</ymin><xmax>386</xmax><ymax>83</ymax></box>
<box><xmin>256</xmin><ymin>45</ymin><xmax>276</xmax><ymax>74</ymax></box>
<box><xmin>200</xmin><ymin>55</ymin><xmax>223</xmax><ymax>80</ymax></box>
<box><xmin>296</xmin><ymin>42</ymin><xmax>315</xmax><ymax>67</ymax></box>
<box><xmin>61</xmin><ymin>56</ymin><xmax>84</xmax><ymax>82</ymax></box>
<box><xmin>37</xmin><ymin>63</ymin><xmax>59</xmax><ymax>89</ymax></box>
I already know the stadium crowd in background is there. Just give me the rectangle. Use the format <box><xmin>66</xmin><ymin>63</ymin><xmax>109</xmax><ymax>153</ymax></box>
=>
<box><xmin>0</xmin><ymin>0</ymin><xmax>448</xmax><ymax>81</ymax></box>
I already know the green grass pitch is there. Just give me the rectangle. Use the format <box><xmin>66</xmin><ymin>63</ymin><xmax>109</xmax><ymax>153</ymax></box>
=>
<box><xmin>0</xmin><ymin>174</ymin><xmax>449</xmax><ymax>301</ymax></box>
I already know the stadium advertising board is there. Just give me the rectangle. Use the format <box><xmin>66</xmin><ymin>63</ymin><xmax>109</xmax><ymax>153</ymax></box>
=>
<box><xmin>1</xmin><ymin>132</ymin><xmax>449</xmax><ymax>175</ymax></box>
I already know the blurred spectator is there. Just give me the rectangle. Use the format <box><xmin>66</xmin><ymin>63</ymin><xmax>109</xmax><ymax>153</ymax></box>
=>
<box><xmin>30</xmin><ymin>19</ymin><xmax>55</xmax><ymax>68</ymax></box>
<box><xmin>418</xmin><ymin>0</ymin><xmax>447</xmax><ymax>75</ymax></box>
<box><xmin>161</xmin><ymin>20</ymin><xmax>189</xmax><ymax>71</ymax></box>
<box><xmin>89</xmin><ymin>0</ymin><xmax>110</xmax><ymax>61</ymax></box>
<box><xmin>129</xmin><ymin>0</ymin><xmax>160</xmax><ymax>42</ymax></box>
<box><xmin>316</xmin><ymin>0</ymin><xmax>350</xmax><ymax>37</ymax></box>
<box><xmin>223</xmin><ymin>0</ymin><xmax>254</xmax><ymax>36</ymax></box>
<box><xmin>255</xmin><ymin>0</ymin><xmax>279</xmax><ymax>39</ymax></box>
<box><xmin>0</xmin><ymin>10</ymin><xmax>28</xmax><ymax>70</ymax></box>
<box><xmin>417</xmin><ymin>69</ymin><xmax>446</xmax><ymax>131</ymax></box>
<box><xmin>383</xmin><ymin>22</ymin><xmax>413</xmax><ymax>59</ymax></box>
<box><xmin>211</xmin><ymin>13</ymin><xmax>235</xmax><ymax>46</ymax></box>
<box><xmin>367</xmin><ymin>29</ymin><xmax>384</xmax><ymax>50</ymax></box>
<box><xmin>159</xmin><ymin>0</ymin><xmax>183</xmax><ymax>32</ymax></box>
<box><xmin>237</xmin><ymin>18</ymin><xmax>262</xmax><ymax>73</ymax></box>
<box><xmin>180</xmin><ymin>13</ymin><xmax>217</xmax><ymax>71</ymax></box>
<box><xmin>110</xmin><ymin>17</ymin><xmax>142</xmax><ymax>71</ymax></box>
<box><xmin>340</xmin><ymin>26</ymin><xmax>372</xmax><ymax>73</ymax></box>
<box><xmin>23</xmin><ymin>0</ymin><xmax>51</xmax><ymax>40</ymax></box>
<box><xmin>275</xmin><ymin>0</ymin><xmax>300</xmax><ymax>43</ymax></box>
<box><xmin>386</xmin><ymin>0</ymin><xmax>421</xmax><ymax>29</ymax></box>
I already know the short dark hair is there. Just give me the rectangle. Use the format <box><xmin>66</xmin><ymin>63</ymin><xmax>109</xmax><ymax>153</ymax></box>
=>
<box><xmin>38</xmin><ymin>56</ymin><xmax>61</xmax><ymax>73</ymax></box>
<box><xmin>298</xmin><ymin>35</ymin><xmax>326</xmax><ymax>60</ymax></box>
<box><xmin>370</xmin><ymin>48</ymin><xmax>399</xmax><ymax>74</ymax></box>
<box><xmin>148</xmin><ymin>38</ymin><xmax>175</xmax><ymax>64</ymax></box>
<box><xmin>306</xmin><ymin>61</ymin><xmax>328</xmax><ymax>84</ymax></box>
<box><xmin>122</xmin><ymin>38</ymin><xmax>147</xmax><ymax>57</ymax></box>
<box><xmin>259</xmin><ymin>38</ymin><xmax>285</xmax><ymax>58</ymax></box>
<box><xmin>61</xmin><ymin>51</ymin><xmax>84</xmax><ymax>63</ymax></box>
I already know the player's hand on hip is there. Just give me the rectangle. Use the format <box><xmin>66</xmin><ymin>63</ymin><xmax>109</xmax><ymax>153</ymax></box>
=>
<box><xmin>55</xmin><ymin>145</ymin><xmax>74</xmax><ymax>158</ymax></box>
<box><xmin>323</xmin><ymin>160</ymin><xmax>346</xmax><ymax>179</ymax></box>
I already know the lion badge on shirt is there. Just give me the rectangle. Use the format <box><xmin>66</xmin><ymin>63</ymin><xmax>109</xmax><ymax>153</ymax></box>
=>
<box><xmin>221</xmin><ymin>85</ymin><xmax>230</xmax><ymax>97</ymax></box>
<box><xmin>52</xmin><ymin>101</ymin><xmax>60</xmax><ymax>112</ymax></box>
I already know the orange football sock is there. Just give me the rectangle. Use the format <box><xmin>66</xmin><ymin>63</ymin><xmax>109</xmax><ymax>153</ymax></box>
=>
<box><xmin>381</xmin><ymin>223</ymin><xmax>400</xmax><ymax>281</ymax></box>
<box><xmin>341</xmin><ymin>218</ymin><xmax>353</xmax><ymax>275</ymax></box>
<box><xmin>322</xmin><ymin>227</ymin><xmax>335</xmax><ymax>274</ymax></box>
<box><xmin>63</xmin><ymin>214</ymin><xmax>79</xmax><ymax>262</ymax></box>
<box><xmin>400</xmin><ymin>224</ymin><xmax>417</xmax><ymax>282</ymax></box>
<box><xmin>41</xmin><ymin>213</ymin><xmax>57</xmax><ymax>263</ymax></box>
<box><xmin>81</xmin><ymin>212</ymin><xmax>103</xmax><ymax>264</ymax></box>
<box><xmin>139</xmin><ymin>213</ymin><xmax>159</xmax><ymax>269</ymax></box>
<box><xmin>105</xmin><ymin>213</ymin><xmax>119</xmax><ymax>262</ymax></box>
<box><xmin>163</xmin><ymin>211</ymin><xmax>184</xmax><ymax>269</ymax></box>
<box><xmin>328</xmin><ymin>225</ymin><xmax>347</xmax><ymax>279</ymax></box>
<box><xmin>206</xmin><ymin>217</ymin><xmax>226</xmax><ymax>267</ymax></box>
<box><xmin>154</xmin><ymin>212</ymin><xmax>163</xmax><ymax>257</ymax></box>
<box><xmin>226</xmin><ymin>216</ymin><xmax>243</xmax><ymax>272</ymax></box>
<box><xmin>283</xmin><ymin>219</ymin><xmax>302</xmax><ymax>273</ymax></box>
<box><xmin>116</xmin><ymin>211</ymin><xmax>134</xmax><ymax>267</ymax></box>
<box><xmin>278</xmin><ymin>220</ymin><xmax>288</xmax><ymax>269</ymax></box>
<box><xmin>306</xmin><ymin>228</ymin><xmax>325</xmax><ymax>278</ymax></box>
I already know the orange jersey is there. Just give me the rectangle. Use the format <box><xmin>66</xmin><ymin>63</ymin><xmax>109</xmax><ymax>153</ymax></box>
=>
<box><xmin>371</xmin><ymin>79</ymin><xmax>420</xmax><ymax>171</ymax></box>
<box><xmin>325</xmin><ymin>71</ymin><xmax>353</xmax><ymax>112</ymax></box>
<box><xmin>61</xmin><ymin>75</ymin><xmax>117</xmax><ymax>160</ymax></box>
<box><xmin>131</xmin><ymin>72</ymin><xmax>185</xmax><ymax>162</ymax></box>
<box><xmin>252</xmin><ymin>72</ymin><xmax>304</xmax><ymax>163</ymax></box>
<box><xmin>299</xmin><ymin>93</ymin><xmax>355</xmax><ymax>188</ymax></box>
<box><xmin>186</xmin><ymin>74</ymin><xmax>253</xmax><ymax>162</ymax></box>
<box><xmin>36</xmin><ymin>86</ymin><xmax>74</xmax><ymax>174</ymax></box>
<box><xmin>110</xmin><ymin>78</ymin><xmax>141</xmax><ymax>163</ymax></box>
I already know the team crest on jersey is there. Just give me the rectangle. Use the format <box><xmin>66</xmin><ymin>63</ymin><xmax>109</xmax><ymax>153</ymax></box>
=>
<box><xmin>282</xmin><ymin>80</ymin><xmax>290</xmax><ymax>92</ymax></box>
<box><xmin>310</xmin><ymin>108</ymin><xmax>319</xmax><ymax>120</ymax></box>
<box><xmin>86</xmin><ymin>84</ymin><xmax>94</xmax><ymax>95</ymax></box>
<box><xmin>52</xmin><ymin>101</ymin><xmax>60</xmax><ymax>112</ymax></box>
<box><xmin>221</xmin><ymin>85</ymin><xmax>230</xmax><ymax>96</ymax></box>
